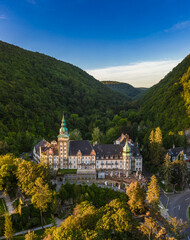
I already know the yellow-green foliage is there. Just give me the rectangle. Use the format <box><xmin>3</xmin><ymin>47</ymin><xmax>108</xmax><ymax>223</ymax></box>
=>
<box><xmin>146</xmin><ymin>175</ymin><xmax>160</xmax><ymax>211</ymax></box>
<box><xmin>141</xmin><ymin>54</ymin><xmax>190</xmax><ymax>133</ymax></box>
<box><xmin>44</xmin><ymin>200</ymin><xmax>136</xmax><ymax>240</ymax></box>
<box><xmin>126</xmin><ymin>182</ymin><xmax>146</xmax><ymax>214</ymax></box>
<box><xmin>180</xmin><ymin>66</ymin><xmax>190</xmax><ymax>115</ymax></box>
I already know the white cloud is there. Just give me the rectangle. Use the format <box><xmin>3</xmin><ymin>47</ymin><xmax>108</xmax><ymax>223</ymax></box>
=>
<box><xmin>0</xmin><ymin>15</ymin><xmax>8</xmax><ymax>20</ymax></box>
<box><xmin>165</xmin><ymin>21</ymin><xmax>190</xmax><ymax>32</ymax></box>
<box><xmin>86</xmin><ymin>60</ymin><xmax>181</xmax><ymax>88</ymax></box>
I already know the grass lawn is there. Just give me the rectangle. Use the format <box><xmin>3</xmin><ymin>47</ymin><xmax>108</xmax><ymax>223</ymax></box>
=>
<box><xmin>13</xmin><ymin>229</ymin><xmax>45</xmax><ymax>240</ymax></box>
<box><xmin>57</xmin><ymin>169</ymin><xmax>77</xmax><ymax>176</ymax></box>
<box><xmin>188</xmin><ymin>207</ymin><xmax>190</xmax><ymax>220</ymax></box>
<box><xmin>0</xmin><ymin>198</ymin><xmax>7</xmax><ymax>215</ymax></box>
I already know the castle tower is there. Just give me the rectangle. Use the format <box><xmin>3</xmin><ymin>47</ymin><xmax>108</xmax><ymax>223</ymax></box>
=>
<box><xmin>123</xmin><ymin>141</ymin><xmax>132</xmax><ymax>175</ymax></box>
<box><xmin>57</xmin><ymin>113</ymin><xmax>69</xmax><ymax>169</ymax></box>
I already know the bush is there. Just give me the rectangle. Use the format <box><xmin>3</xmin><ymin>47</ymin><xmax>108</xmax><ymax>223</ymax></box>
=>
<box><xmin>26</xmin><ymin>217</ymin><xmax>40</xmax><ymax>229</ymax></box>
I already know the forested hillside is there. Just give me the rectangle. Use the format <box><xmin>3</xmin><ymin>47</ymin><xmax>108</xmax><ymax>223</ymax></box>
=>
<box><xmin>140</xmin><ymin>55</ymin><xmax>190</xmax><ymax>134</ymax></box>
<box><xmin>102</xmin><ymin>81</ymin><xmax>148</xmax><ymax>99</ymax></box>
<box><xmin>0</xmin><ymin>41</ymin><xmax>129</xmax><ymax>155</ymax></box>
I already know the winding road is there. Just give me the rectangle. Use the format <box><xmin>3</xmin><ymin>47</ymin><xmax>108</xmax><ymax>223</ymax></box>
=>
<box><xmin>160</xmin><ymin>189</ymin><xmax>190</xmax><ymax>239</ymax></box>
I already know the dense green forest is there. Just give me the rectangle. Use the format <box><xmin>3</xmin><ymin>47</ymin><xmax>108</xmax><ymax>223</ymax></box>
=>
<box><xmin>1</xmin><ymin>40</ymin><xmax>190</xmax><ymax>158</ymax></box>
<box><xmin>102</xmin><ymin>80</ymin><xmax>148</xmax><ymax>99</ymax></box>
<box><xmin>0</xmin><ymin>41</ymin><xmax>130</xmax><ymax>155</ymax></box>
<box><xmin>140</xmin><ymin>54</ymin><xmax>190</xmax><ymax>133</ymax></box>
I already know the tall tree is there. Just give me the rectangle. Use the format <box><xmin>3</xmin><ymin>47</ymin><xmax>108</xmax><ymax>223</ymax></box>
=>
<box><xmin>162</xmin><ymin>154</ymin><xmax>172</xmax><ymax>191</ymax></box>
<box><xmin>146</xmin><ymin>175</ymin><xmax>160</xmax><ymax>211</ymax></box>
<box><xmin>4</xmin><ymin>213</ymin><xmax>13</xmax><ymax>240</ymax></box>
<box><xmin>165</xmin><ymin>217</ymin><xmax>188</xmax><ymax>240</ymax></box>
<box><xmin>31</xmin><ymin>177</ymin><xmax>52</xmax><ymax>228</ymax></box>
<box><xmin>154</xmin><ymin>127</ymin><xmax>162</xmax><ymax>144</ymax></box>
<box><xmin>178</xmin><ymin>153</ymin><xmax>188</xmax><ymax>189</ymax></box>
<box><xmin>149</xmin><ymin>127</ymin><xmax>165</xmax><ymax>168</ymax></box>
<box><xmin>69</xmin><ymin>129</ymin><xmax>82</xmax><ymax>140</ymax></box>
<box><xmin>92</xmin><ymin>127</ymin><xmax>102</xmax><ymax>143</ymax></box>
<box><xmin>0</xmin><ymin>154</ymin><xmax>18</xmax><ymax>195</ymax></box>
<box><xmin>25</xmin><ymin>230</ymin><xmax>38</xmax><ymax>240</ymax></box>
<box><xmin>138</xmin><ymin>217</ymin><xmax>166</xmax><ymax>240</ymax></box>
<box><xmin>149</xmin><ymin>130</ymin><xmax>154</xmax><ymax>144</ymax></box>
<box><xmin>126</xmin><ymin>181</ymin><xmax>146</xmax><ymax>214</ymax></box>
<box><xmin>17</xmin><ymin>160</ymin><xmax>49</xmax><ymax>195</ymax></box>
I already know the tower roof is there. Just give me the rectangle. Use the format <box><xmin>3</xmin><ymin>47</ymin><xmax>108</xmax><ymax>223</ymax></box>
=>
<box><xmin>123</xmin><ymin>141</ymin><xmax>132</xmax><ymax>156</ymax></box>
<box><xmin>58</xmin><ymin>112</ymin><xmax>69</xmax><ymax>138</ymax></box>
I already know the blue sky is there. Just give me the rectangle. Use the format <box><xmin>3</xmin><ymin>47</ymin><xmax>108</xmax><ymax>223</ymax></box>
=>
<box><xmin>0</xmin><ymin>0</ymin><xmax>190</xmax><ymax>87</ymax></box>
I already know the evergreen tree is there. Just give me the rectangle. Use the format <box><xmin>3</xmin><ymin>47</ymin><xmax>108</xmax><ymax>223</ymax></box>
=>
<box><xmin>149</xmin><ymin>127</ymin><xmax>165</xmax><ymax>168</ymax></box>
<box><xmin>126</xmin><ymin>181</ymin><xmax>146</xmax><ymax>214</ymax></box>
<box><xmin>4</xmin><ymin>213</ymin><xmax>13</xmax><ymax>240</ymax></box>
<box><xmin>178</xmin><ymin>153</ymin><xmax>188</xmax><ymax>189</ymax></box>
<box><xmin>162</xmin><ymin>154</ymin><xmax>172</xmax><ymax>191</ymax></box>
<box><xmin>146</xmin><ymin>175</ymin><xmax>160</xmax><ymax>211</ymax></box>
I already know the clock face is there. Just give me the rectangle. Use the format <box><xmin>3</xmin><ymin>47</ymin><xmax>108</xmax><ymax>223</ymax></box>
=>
<box><xmin>49</xmin><ymin>149</ymin><xmax>53</xmax><ymax>154</ymax></box>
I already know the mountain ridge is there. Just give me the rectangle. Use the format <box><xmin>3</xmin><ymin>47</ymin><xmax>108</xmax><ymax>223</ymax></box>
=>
<box><xmin>0</xmin><ymin>40</ymin><xmax>129</xmax><ymax>155</ymax></box>
<box><xmin>140</xmin><ymin>54</ymin><xmax>190</xmax><ymax>133</ymax></box>
<box><xmin>101</xmin><ymin>80</ymin><xmax>148</xmax><ymax>99</ymax></box>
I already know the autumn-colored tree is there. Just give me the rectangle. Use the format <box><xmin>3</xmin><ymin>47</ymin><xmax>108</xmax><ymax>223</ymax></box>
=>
<box><xmin>31</xmin><ymin>178</ymin><xmax>52</xmax><ymax>228</ymax></box>
<box><xmin>154</xmin><ymin>127</ymin><xmax>162</xmax><ymax>144</ymax></box>
<box><xmin>146</xmin><ymin>175</ymin><xmax>160</xmax><ymax>211</ymax></box>
<box><xmin>138</xmin><ymin>217</ymin><xmax>166</xmax><ymax>240</ymax></box>
<box><xmin>126</xmin><ymin>181</ymin><xmax>146</xmax><ymax>214</ymax></box>
<box><xmin>4</xmin><ymin>213</ymin><xmax>13</xmax><ymax>240</ymax></box>
<box><xmin>149</xmin><ymin>130</ymin><xmax>154</xmax><ymax>144</ymax></box>
<box><xmin>25</xmin><ymin>230</ymin><xmax>38</xmax><ymax>240</ymax></box>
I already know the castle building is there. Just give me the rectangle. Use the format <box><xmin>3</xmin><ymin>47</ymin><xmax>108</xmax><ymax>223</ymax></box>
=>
<box><xmin>33</xmin><ymin>114</ymin><xmax>142</xmax><ymax>179</ymax></box>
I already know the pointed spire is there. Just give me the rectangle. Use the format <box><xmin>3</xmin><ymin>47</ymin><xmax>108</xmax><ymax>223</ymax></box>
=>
<box><xmin>61</xmin><ymin>112</ymin><xmax>66</xmax><ymax>127</ymax></box>
<box><xmin>58</xmin><ymin>112</ymin><xmax>69</xmax><ymax>137</ymax></box>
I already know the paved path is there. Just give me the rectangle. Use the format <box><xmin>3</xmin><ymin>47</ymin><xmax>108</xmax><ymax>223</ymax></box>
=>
<box><xmin>0</xmin><ymin>192</ymin><xmax>14</xmax><ymax>215</ymax></box>
<box><xmin>4</xmin><ymin>194</ymin><xmax>14</xmax><ymax>215</ymax></box>
<box><xmin>0</xmin><ymin>224</ymin><xmax>53</xmax><ymax>240</ymax></box>
<box><xmin>0</xmin><ymin>217</ymin><xmax>65</xmax><ymax>239</ymax></box>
